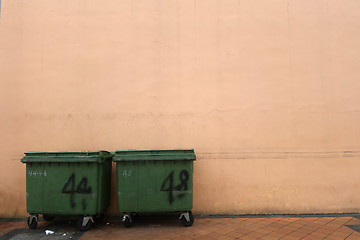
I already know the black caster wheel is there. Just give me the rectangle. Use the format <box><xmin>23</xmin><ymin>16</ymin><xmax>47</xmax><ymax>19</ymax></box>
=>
<box><xmin>123</xmin><ymin>215</ymin><xmax>133</xmax><ymax>228</ymax></box>
<box><xmin>43</xmin><ymin>214</ymin><xmax>55</xmax><ymax>222</ymax></box>
<box><xmin>27</xmin><ymin>216</ymin><xmax>38</xmax><ymax>229</ymax></box>
<box><xmin>180</xmin><ymin>211</ymin><xmax>194</xmax><ymax>227</ymax></box>
<box><xmin>77</xmin><ymin>218</ymin><xmax>92</xmax><ymax>231</ymax></box>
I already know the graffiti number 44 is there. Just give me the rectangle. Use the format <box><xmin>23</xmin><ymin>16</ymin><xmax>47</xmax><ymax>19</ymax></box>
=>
<box><xmin>160</xmin><ymin>170</ymin><xmax>189</xmax><ymax>204</ymax></box>
<box><xmin>62</xmin><ymin>174</ymin><xmax>92</xmax><ymax>209</ymax></box>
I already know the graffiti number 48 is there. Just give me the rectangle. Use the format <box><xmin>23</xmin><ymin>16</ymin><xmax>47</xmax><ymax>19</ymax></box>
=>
<box><xmin>160</xmin><ymin>170</ymin><xmax>189</xmax><ymax>204</ymax></box>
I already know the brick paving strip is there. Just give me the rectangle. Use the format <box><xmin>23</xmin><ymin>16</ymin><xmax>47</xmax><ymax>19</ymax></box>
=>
<box><xmin>1</xmin><ymin>215</ymin><xmax>360</xmax><ymax>240</ymax></box>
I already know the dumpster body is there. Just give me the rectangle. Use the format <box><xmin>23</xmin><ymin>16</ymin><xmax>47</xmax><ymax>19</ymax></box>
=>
<box><xmin>113</xmin><ymin>149</ymin><xmax>196</xmax><ymax>227</ymax></box>
<box><xmin>21</xmin><ymin>151</ymin><xmax>112</xmax><ymax>231</ymax></box>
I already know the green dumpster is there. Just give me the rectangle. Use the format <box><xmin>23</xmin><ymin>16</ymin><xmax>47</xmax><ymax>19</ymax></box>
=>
<box><xmin>113</xmin><ymin>149</ymin><xmax>196</xmax><ymax>227</ymax></box>
<box><xmin>21</xmin><ymin>151</ymin><xmax>112</xmax><ymax>231</ymax></box>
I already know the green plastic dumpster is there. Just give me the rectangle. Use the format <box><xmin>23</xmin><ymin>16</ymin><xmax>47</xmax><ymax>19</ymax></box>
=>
<box><xmin>21</xmin><ymin>151</ymin><xmax>112</xmax><ymax>231</ymax></box>
<box><xmin>113</xmin><ymin>149</ymin><xmax>196</xmax><ymax>227</ymax></box>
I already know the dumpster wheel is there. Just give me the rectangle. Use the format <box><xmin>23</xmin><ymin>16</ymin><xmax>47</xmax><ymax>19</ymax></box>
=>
<box><xmin>77</xmin><ymin>216</ymin><xmax>93</xmax><ymax>231</ymax></box>
<box><xmin>43</xmin><ymin>214</ymin><xmax>55</xmax><ymax>222</ymax></box>
<box><xmin>122</xmin><ymin>214</ymin><xmax>133</xmax><ymax>228</ymax></box>
<box><xmin>180</xmin><ymin>211</ymin><xmax>194</xmax><ymax>227</ymax></box>
<box><xmin>27</xmin><ymin>214</ymin><xmax>38</xmax><ymax>229</ymax></box>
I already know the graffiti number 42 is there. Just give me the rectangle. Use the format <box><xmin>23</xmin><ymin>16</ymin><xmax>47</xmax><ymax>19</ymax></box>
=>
<box><xmin>160</xmin><ymin>170</ymin><xmax>189</xmax><ymax>204</ymax></box>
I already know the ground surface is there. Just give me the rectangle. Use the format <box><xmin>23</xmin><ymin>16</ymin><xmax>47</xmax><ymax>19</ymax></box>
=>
<box><xmin>1</xmin><ymin>215</ymin><xmax>360</xmax><ymax>239</ymax></box>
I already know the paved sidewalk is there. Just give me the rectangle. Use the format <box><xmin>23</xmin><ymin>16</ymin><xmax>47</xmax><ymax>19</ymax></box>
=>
<box><xmin>2</xmin><ymin>215</ymin><xmax>360</xmax><ymax>239</ymax></box>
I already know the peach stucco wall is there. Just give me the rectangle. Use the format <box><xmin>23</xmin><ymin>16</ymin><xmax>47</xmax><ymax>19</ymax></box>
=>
<box><xmin>1</xmin><ymin>0</ymin><xmax>360</xmax><ymax>217</ymax></box>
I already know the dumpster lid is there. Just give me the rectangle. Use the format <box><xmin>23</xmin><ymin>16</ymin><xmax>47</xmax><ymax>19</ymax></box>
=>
<box><xmin>113</xmin><ymin>149</ymin><xmax>196</xmax><ymax>161</ymax></box>
<box><xmin>21</xmin><ymin>151</ymin><xmax>112</xmax><ymax>163</ymax></box>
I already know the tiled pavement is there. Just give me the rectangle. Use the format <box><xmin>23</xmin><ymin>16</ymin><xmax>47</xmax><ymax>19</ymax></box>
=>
<box><xmin>2</xmin><ymin>215</ymin><xmax>360</xmax><ymax>239</ymax></box>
